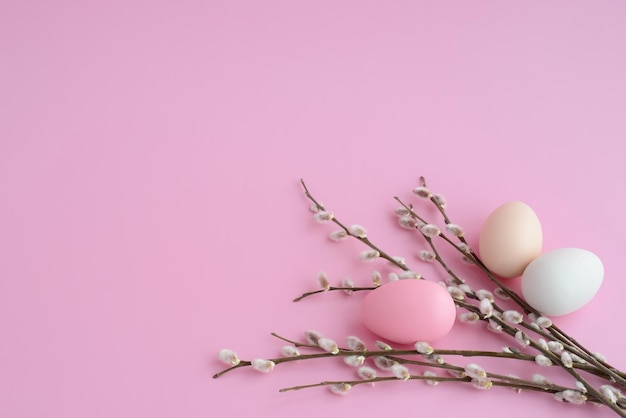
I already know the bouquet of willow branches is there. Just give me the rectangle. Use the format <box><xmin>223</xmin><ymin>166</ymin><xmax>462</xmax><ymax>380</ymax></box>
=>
<box><xmin>214</xmin><ymin>178</ymin><xmax>626</xmax><ymax>417</ymax></box>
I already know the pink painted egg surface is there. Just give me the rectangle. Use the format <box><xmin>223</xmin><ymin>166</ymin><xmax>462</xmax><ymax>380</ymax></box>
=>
<box><xmin>360</xmin><ymin>280</ymin><xmax>456</xmax><ymax>345</ymax></box>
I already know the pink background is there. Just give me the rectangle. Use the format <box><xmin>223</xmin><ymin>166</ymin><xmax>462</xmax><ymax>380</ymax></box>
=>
<box><xmin>2</xmin><ymin>1</ymin><xmax>625</xmax><ymax>417</ymax></box>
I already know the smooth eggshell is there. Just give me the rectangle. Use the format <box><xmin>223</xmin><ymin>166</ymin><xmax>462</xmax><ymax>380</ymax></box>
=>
<box><xmin>521</xmin><ymin>248</ymin><xmax>603</xmax><ymax>316</ymax></box>
<box><xmin>479</xmin><ymin>201</ymin><xmax>542</xmax><ymax>278</ymax></box>
<box><xmin>360</xmin><ymin>280</ymin><xmax>456</xmax><ymax>344</ymax></box>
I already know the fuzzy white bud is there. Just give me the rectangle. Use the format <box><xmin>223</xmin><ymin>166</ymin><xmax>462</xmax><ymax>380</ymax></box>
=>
<box><xmin>515</xmin><ymin>331</ymin><xmax>530</xmax><ymax>347</ymax></box>
<box><xmin>502</xmin><ymin>310</ymin><xmax>524</xmax><ymax>324</ymax></box>
<box><xmin>444</xmin><ymin>277</ymin><xmax>457</xmax><ymax>286</ymax></box>
<box><xmin>413</xmin><ymin>186</ymin><xmax>432</xmax><ymax>199</ymax></box>
<box><xmin>447</xmin><ymin>286</ymin><xmax>465</xmax><ymax>300</ymax></box>
<box><xmin>562</xmin><ymin>389</ymin><xmax>587</xmax><ymax>405</ymax></box>
<box><xmin>388</xmin><ymin>273</ymin><xmax>399</xmax><ymax>282</ymax></box>
<box><xmin>398</xmin><ymin>270</ymin><xmax>421</xmax><ymax>280</ymax></box>
<box><xmin>374</xmin><ymin>356</ymin><xmax>396</xmax><ymax>370</ymax></box>
<box><xmin>535</xmin><ymin>354</ymin><xmax>553</xmax><ymax>367</ymax></box>
<box><xmin>593</xmin><ymin>352</ymin><xmax>607</xmax><ymax>363</ymax></box>
<box><xmin>561</xmin><ymin>352</ymin><xmax>573</xmax><ymax>368</ymax></box>
<box><xmin>532</xmin><ymin>374</ymin><xmax>551</xmax><ymax>386</ymax></box>
<box><xmin>536</xmin><ymin>316</ymin><xmax>553</xmax><ymax>328</ymax></box>
<box><xmin>310</xmin><ymin>203</ymin><xmax>322</xmax><ymax>213</ymax></box>
<box><xmin>358</xmin><ymin>366</ymin><xmax>377</xmax><ymax>380</ymax></box>
<box><xmin>304</xmin><ymin>329</ymin><xmax>323</xmax><ymax>346</ymax></box>
<box><xmin>464</xmin><ymin>363</ymin><xmax>487</xmax><ymax>379</ymax></box>
<box><xmin>475</xmin><ymin>289</ymin><xmax>495</xmax><ymax>302</ymax></box>
<box><xmin>415</xmin><ymin>341</ymin><xmax>434</xmax><ymax>355</ymax></box>
<box><xmin>341</xmin><ymin>277</ymin><xmax>355</xmax><ymax>294</ymax></box>
<box><xmin>391</xmin><ymin>364</ymin><xmax>411</xmax><ymax>380</ymax></box>
<box><xmin>372</xmin><ymin>270</ymin><xmax>382</xmax><ymax>287</ymax></box>
<box><xmin>458</xmin><ymin>283</ymin><xmax>472</xmax><ymax>293</ymax></box>
<box><xmin>329</xmin><ymin>229</ymin><xmax>348</xmax><ymax>241</ymax></box>
<box><xmin>479</xmin><ymin>298</ymin><xmax>493</xmax><ymax>318</ymax></box>
<box><xmin>398</xmin><ymin>216</ymin><xmax>418</xmax><ymax>229</ymax></box>
<box><xmin>456</xmin><ymin>242</ymin><xmax>471</xmax><ymax>253</ymax></box>
<box><xmin>218</xmin><ymin>349</ymin><xmax>240</xmax><ymax>366</ymax></box>
<box><xmin>395</xmin><ymin>206</ymin><xmax>410</xmax><ymax>217</ymax></box>
<box><xmin>281</xmin><ymin>346</ymin><xmax>300</xmax><ymax>357</ymax></box>
<box><xmin>420</xmin><ymin>224</ymin><xmax>441</xmax><ymax>238</ymax></box>
<box><xmin>329</xmin><ymin>383</ymin><xmax>351</xmax><ymax>395</ymax></box>
<box><xmin>433</xmin><ymin>193</ymin><xmax>446</xmax><ymax>207</ymax></box>
<box><xmin>600</xmin><ymin>385</ymin><xmax>622</xmax><ymax>404</ymax></box>
<box><xmin>471</xmin><ymin>378</ymin><xmax>492</xmax><ymax>390</ymax></box>
<box><xmin>576</xmin><ymin>381</ymin><xmax>587</xmax><ymax>394</ymax></box>
<box><xmin>418</xmin><ymin>250</ymin><xmax>436</xmax><ymax>262</ymax></box>
<box><xmin>494</xmin><ymin>287</ymin><xmax>511</xmax><ymax>300</ymax></box>
<box><xmin>348</xmin><ymin>224</ymin><xmax>367</xmax><ymax>238</ymax></box>
<box><xmin>423</xmin><ymin>370</ymin><xmax>439</xmax><ymax>385</ymax></box>
<box><xmin>251</xmin><ymin>358</ymin><xmax>275</xmax><ymax>373</ymax></box>
<box><xmin>459</xmin><ymin>312</ymin><xmax>480</xmax><ymax>324</ymax></box>
<box><xmin>359</xmin><ymin>249</ymin><xmax>380</xmax><ymax>261</ymax></box>
<box><xmin>424</xmin><ymin>353</ymin><xmax>445</xmax><ymax>364</ymax></box>
<box><xmin>346</xmin><ymin>336</ymin><xmax>367</xmax><ymax>352</ymax></box>
<box><xmin>317</xmin><ymin>271</ymin><xmax>330</xmax><ymax>290</ymax></box>
<box><xmin>344</xmin><ymin>355</ymin><xmax>365</xmax><ymax>367</ymax></box>
<box><xmin>375</xmin><ymin>341</ymin><xmax>393</xmax><ymax>351</ymax></box>
<box><xmin>537</xmin><ymin>338</ymin><xmax>549</xmax><ymax>351</ymax></box>
<box><xmin>445</xmin><ymin>223</ymin><xmax>464</xmax><ymax>237</ymax></box>
<box><xmin>318</xmin><ymin>337</ymin><xmax>339</xmax><ymax>354</ymax></box>
<box><xmin>314</xmin><ymin>211</ymin><xmax>334</xmax><ymax>223</ymax></box>
<box><xmin>487</xmin><ymin>319</ymin><xmax>503</xmax><ymax>333</ymax></box>
<box><xmin>547</xmin><ymin>341</ymin><xmax>564</xmax><ymax>355</ymax></box>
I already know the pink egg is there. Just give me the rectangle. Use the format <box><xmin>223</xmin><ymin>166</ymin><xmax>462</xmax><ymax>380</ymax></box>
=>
<box><xmin>360</xmin><ymin>280</ymin><xmax>456</xmax><ymax>345</ymax></box>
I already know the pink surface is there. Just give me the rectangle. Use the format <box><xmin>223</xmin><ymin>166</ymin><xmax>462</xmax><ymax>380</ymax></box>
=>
<box><xmin>1</xmin><ymin>1</ymin><xmax>626</xmax><ymax>417</ymax></box>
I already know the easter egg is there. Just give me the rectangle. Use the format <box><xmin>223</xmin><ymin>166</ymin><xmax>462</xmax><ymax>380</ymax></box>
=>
<box><xmin>521</xmin><ymin>248</ymin><xmax>604</xmax><ymax>316</ymax></box>
<box><xmin>478</xmin><ymin>201</ymin><xmax>543</xmax><ymax>279</ymax></box>
<box><xmin>360</xmin><ymin>280</ymin><xmax>456</xmax><ymax>344</ymax></box>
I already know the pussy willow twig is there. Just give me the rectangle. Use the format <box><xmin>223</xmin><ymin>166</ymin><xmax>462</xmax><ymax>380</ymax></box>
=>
<box><xmin>299</xmin><ymin>179</ymin><xmax>626</xmax><ymax>415</ymax></box>
<box><xmin>214</xmin><ymin>331</ymin><xmax>623</xmax><ymax>410</ymax></box>
<box><xmin>301</xmin><ymin>179</ymin><xmax>408</xmax><ymax>271</ymax></box>
<box><xmin>215</xmin><ymin>178</ymin><xmax>626</xmax><ymax>416</ymax></box>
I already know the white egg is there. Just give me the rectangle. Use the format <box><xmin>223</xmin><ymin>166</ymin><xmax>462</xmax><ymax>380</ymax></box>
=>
<box><xmin>521</xmin><ymin>248</ymin><xmax>603</xmax><ymax>316</ymax></box>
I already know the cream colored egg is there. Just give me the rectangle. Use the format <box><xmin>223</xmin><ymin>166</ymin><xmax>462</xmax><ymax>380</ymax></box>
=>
<box><xmin>478</xmin><ymin>201</ymin><xmax>542</xmax><ymax>279</ymax></box>
<box><xmin>521</xmin><ymin>248</ymin><xmax>603</xmax><ymax>316</ymax></box>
